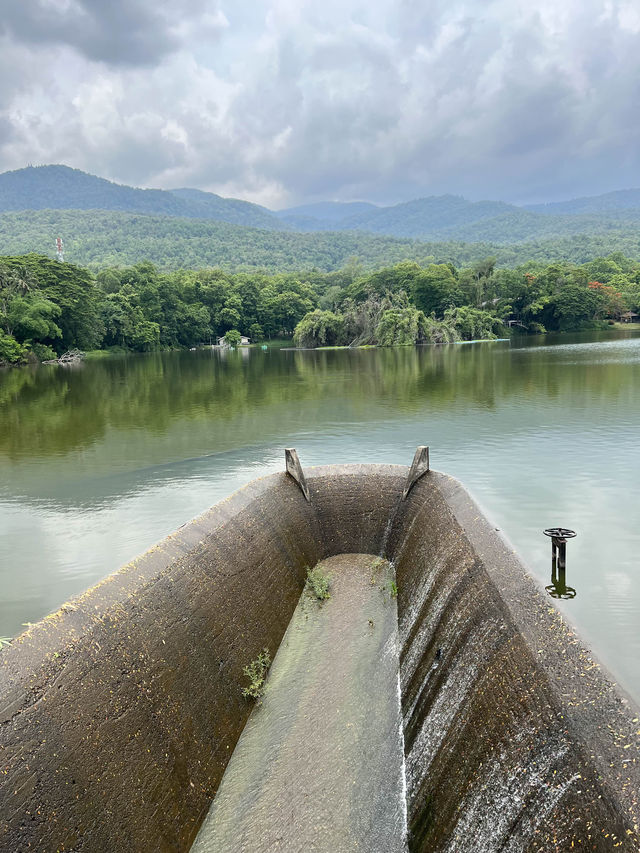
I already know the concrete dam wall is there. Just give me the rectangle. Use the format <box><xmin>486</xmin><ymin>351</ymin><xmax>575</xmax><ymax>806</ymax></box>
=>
<box><xmin>1</xmin><ymin>463</ymin><xmax>639</xmax><ymax>851</ymax></box>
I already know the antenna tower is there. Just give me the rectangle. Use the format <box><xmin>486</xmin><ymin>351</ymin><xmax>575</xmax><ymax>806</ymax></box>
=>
<box><xmin>55</xmin><ymin>237</ymin><xmax>64</xmax><ymax>263</ymax></box>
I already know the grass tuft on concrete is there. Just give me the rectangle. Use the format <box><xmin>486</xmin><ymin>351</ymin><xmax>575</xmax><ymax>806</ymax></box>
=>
<box><xmin>305</xmin><ymin>566</ymin><xmax>331</xmax><ymax>601</ymax></box>
<box><xmin>241</xmin><ymin>648</ymin><xmax>271</xmax><ymax>700</ymax></box>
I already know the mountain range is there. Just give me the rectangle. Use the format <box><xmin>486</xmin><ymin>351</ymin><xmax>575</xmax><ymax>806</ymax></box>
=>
<box><xmin>2</xmin><ymin>164</ymin><xmax>640</xmax><ymax>269</ymax></box>
<box><xmin>0</xmin><ymin>165</ymin><xmax>282</xmax><ymax>230</ymax></box>
<box><xmin>4</xmin><ymin>165</ymin><xmax>640</xmax><ymax>243</ymax></box>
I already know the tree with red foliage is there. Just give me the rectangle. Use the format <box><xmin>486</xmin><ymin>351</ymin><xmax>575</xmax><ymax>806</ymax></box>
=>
<box><xmin>588</xmin><ymin>281</ymin><xmax>625</xmax><ymax>320</ymax></box>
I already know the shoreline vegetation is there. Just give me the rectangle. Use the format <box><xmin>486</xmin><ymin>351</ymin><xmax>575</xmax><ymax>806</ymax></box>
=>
<box><xmin>1</xmin><ymin>252</ymin><xmax>640</xmax><ymax>366</ymax></box>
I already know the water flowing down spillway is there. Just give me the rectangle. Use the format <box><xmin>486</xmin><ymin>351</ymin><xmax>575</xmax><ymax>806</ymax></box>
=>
<box><xmin>192</xmin><ymin>554</ymin><xmax>408</xmax><ymax>853</ymax></box>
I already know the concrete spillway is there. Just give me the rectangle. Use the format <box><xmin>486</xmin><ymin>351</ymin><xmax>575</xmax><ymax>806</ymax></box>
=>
<box><xmin>1</xmin><ymin>463</ymin><xmax>639</xmax><ymax>852</ymax></box>
<box><xmin>192</xmin><ymin>554</ymin><xmax>407</xmax><ymax>853</ymax></box>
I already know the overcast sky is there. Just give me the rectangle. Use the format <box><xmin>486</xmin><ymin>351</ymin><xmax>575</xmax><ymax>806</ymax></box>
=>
<box><xmin>0</xmin><ymin>0</ymin><xmax>639</xmax><ymax>208</ymax></box>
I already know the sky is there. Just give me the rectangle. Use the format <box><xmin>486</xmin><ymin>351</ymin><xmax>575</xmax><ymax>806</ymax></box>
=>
<box><xmin>0</xmin><ymin>0</ymin><xmax>640</xmax><ymax>208</ymax></box>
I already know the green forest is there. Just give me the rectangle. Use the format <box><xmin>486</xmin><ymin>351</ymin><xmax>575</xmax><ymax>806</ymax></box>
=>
<box><xmin>1</xmin><ymin>252</ymin><xmax>639</xmax><ymax>364</ymax></box>
<box><xmin>6</xmin><ymin>208</ymin><xmax>640</xmax><ymax>272</ymax></box>
<box><xmin>7</xmin><ymin>167</ymin><xmax>640</xmax><ymax>250</ymax></box>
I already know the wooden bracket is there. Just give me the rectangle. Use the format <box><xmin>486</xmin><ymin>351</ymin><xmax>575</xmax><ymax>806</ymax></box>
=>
<box><xmin>402</xmin><ymin>446</ymin><xmax>430</xmax><ymax>500</ymax></box>
<box><xmin>285</xmin><ymin>448</ymin><xmax>310</xmax><ymax>502</ymax></box>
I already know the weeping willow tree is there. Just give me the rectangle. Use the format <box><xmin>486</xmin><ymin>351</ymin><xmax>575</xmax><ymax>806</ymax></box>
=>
<box><xmin>292</xmin><ymin>309</ymin><xmax>345</xmax><ymax>348</ymax></box>
<box><xmin>375</xmin><ymin>305</ymin><xmax>429</xmax><ymax>346</ymax></box>
<box><xmin>423</xmin><ymin>313</ymin><xmax>460</xmax><ymax>344</ymax></box>
<box><xmin>442</xmin><ymin>306</ymin><xmax>503</xmax><ymax>340</ymax></box>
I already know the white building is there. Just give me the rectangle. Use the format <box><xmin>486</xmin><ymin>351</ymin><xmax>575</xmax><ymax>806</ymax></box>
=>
<box><xmin>217</xmin><ymin>335</ymin><xmax>251</xmax><ymax>346</ymax></box>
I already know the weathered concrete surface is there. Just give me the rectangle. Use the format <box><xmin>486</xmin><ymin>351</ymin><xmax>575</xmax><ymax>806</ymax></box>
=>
<box><xmin>0</xmin><ymin>474</ymin><xmax>326</xmax><ymax>852</ymax></box>
<box><xmin>191</xmin><ymin>554</ymin><xmax>407</xmax><ymax>853</ymax></box>
<box><xmin>389</xmin><ymin>471</ymin><xmax>640</xmax><ymax>852</ymax></box>
<box><xmin>0</xmin><ymin>463</ymin><xmax>639</xmax><ymax>852</ymax></box>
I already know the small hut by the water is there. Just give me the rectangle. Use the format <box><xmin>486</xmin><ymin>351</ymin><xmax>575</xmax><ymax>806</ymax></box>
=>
<box><xmin>216</xmin><ymin>335</ymin><xmax>251</xmax><ymax>346</ymax></box>
<box><xmin>621</xmin><ymin>311</ymin><xmax>639</xmax><ymax>323</ymax></box>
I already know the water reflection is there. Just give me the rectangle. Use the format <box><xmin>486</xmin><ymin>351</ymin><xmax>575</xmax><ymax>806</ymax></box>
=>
<box><xmin>545</xmin><ymin>566</ymin><xmax>578</xmax><ymax>600</ymax></box>
<box><xmin>1</xmin><ymin>331</ymin><xmax>639</xmax><ymax>468</ymax></box>
<box><xmin>544</xmin><ymin>528</ymin><xmax>577</xmax><ymax>599</ymax></box>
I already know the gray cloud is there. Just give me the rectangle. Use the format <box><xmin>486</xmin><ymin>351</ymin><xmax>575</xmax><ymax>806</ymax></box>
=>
<box><xmin>1</xmin><ymin>0</ymin><xmax>640</xmax><ymax>206</ymax></box>
<box><xmin>0</xmin><ymin>0</ymin><xmax>227</xmax><ymax>66</ymax></box>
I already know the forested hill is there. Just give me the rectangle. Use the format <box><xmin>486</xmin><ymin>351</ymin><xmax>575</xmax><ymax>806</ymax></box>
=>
<box><xmin>336</xmin><ymin>196</ymin><xmax>517</xmax><ymax>237</ymax></box>
<box><xmin>274</xmin><ymin>201</ymin><xmax>379</xmax><ymax>230</ymax></box>
<box><xmin>5</xmin><ymin>165</ymin><xmax>640</xmax><ymax>270</ymax></box>
<box><xmin>6</xmin><ymin>165</ymin><xmax>640</xmax><ymax>243</ymax></box>
<box><xmin>526</xmin><ymin>188</ymin><xmax>640</xmax><ymax>216</ymax></box>
<box><xmin>273</xmin><ymin>195</ymin><xmax>522</xmax><ymax>235</ymax></box>
<box><xmin>275</xmin><ymin>195</ymin><xmax>640</xmax><ymax>242</ymax></box>
<box><xmin>4</xmin><ymin>208</ymin><xmax>640</xmax><ymax>272</ymax></box>
<box><xmin>0</xmin><ymin>209</ymin><xmax>486</xmax><ymax>271</ymax></box>
<box><xmin>0</xmin><ymin>165</ymin><xmax>285</xmax><ymax>230</ymax></box>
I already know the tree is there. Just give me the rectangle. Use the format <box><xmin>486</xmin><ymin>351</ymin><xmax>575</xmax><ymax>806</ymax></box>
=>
<box><xmin>271</xmin><ymin>290</ymin><xmax>314</xmax><ymax>335</ymax></box>
<box><xmin>318</xmin><ymin>285</ymin><xmax>344</xmax><ymax>311</ymax></box>
<box><xmin>443</xmin><ymin>306</ymin><xmax>501</xmax><ymax>340</ymax></box>
<box><xmin>0</xmin><ymin>262</ymin><xmax>62</xmax><ymax>354</ymax></box>
<box><xmin>175</xmin><ymin>303</ymin><xmax>210</xmax><ymax>346</ymax></box>
<box><xmin>457</xmin><ymin>257</ymin><xmax>496</xmax><ymax>307</ymax></box>
<box><xmin>342</xmin><ymin>295</ymin><xmax>385</xmax><ymax>345</ymax></box>
<box><xmin>293</xmin><ymin>310</ymin><xmax>345</xmax><ymax>348</ymax></box>
<box><xmin>249</xmin><ymin>322</ymin><xmax>264</xmax><ymax>342</ymax></box>
<box><xmin>128</xmin><ymin>316</ymin><xmax>161</xmax><ymax>351</ymax></box>
<box><xmin>583</xmin><ymin>257</ymin><xmax>622</xmax><ymax>284</ymax></box>
<box><xmin>0</xmin><ymin>329</ymin><xmax>25</xmax><ymax>364</ymax></box>
<box><xmin>96</xmin><ymin>269</ymin><xmax>122</xmax><ymax>293</ymax></box>
<box><xmin>100</xmin><ymin>291</ymin><xmax>159</xmax><ymax>350</ymax></box>
<box><xmin>5</xmin><ymin>295</ymin><xmax>62</xmax><ymax>344</ymax></box>
<box><xmin>424</xmin><ymin>313</ymin><xmax>459</xmax><ymax>343</ymax></box>
<box><xmin>375</xmin><ymin>305</ymin><xmax>429</xmax><ymax>346</ymax></box>
<box><xmin>622</xmin><ymin>282</ymin><xmax>640</xmax><ymax>313</ymax></box>
<box><xmin>194</xmin><ymin>271</ymin><xmax>229</xmax><ymax>321</ymax></box>
<box><xmin>348</xmin><ymin>261</ymin><xmax>424</xmax><ymax>302</ymax></box>
<box><xmin>233</xmin><ymin>277</ymin><xmax>260</xmax><ymax>324</ymax></box>
<box><xmin>224</xmin><ymin>328</ymin><xmax>242</xmax><ymax>347</ymax></box>
<box><xmin>218</xmin><ymin>293</ymin><xmax>244</xmax><ymax>333</ymax></box>
<box><xmin>545</xmin><ymin>282</ymin><xmax>602</xmax><ymax>330</ymax></box>
<box><xmin>0</xmin><ymin>255</ymin><xmax>102</xmax><ymax>351</ymax></box>
<box><xmin>411</xmin><ymin>264</ymin><xmax>463</xmax><ymax>316</ymax></box>
<box><xmin>587</xmin><ymin>281</ymin><xmax>625</xmax><ymax>320</ymax></box>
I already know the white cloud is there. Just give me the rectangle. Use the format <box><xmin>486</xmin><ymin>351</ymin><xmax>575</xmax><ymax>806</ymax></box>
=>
<box><xmin>1</xmin><ymin>0</ymin><xmax>640</xmax><ymax>205</ymax></box>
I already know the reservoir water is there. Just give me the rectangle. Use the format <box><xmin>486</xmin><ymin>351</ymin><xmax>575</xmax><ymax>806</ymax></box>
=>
<box><xmin>1</xmin><ymin>329</ymin><xmax>639</xmax><ymax>701</ymax></box>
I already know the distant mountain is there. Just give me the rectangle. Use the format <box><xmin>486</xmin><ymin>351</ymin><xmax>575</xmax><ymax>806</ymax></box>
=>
<box><xmin>272</xmin><ymin>194</ymin><xmax>522</xmax><ymax>239</ymax></box>
<box><xmin>275</xmin><ymin>201</ymin><xmax>378</xmax><ymax>230</ymax></box>
<box><xmin>452</xmin><ymin>209</ymin><xmax>640</xmax><ymax>243</ymax></box>
<box><xmin>526</xmin><ymin>188</ymin><xmax>640</xmax><ymax>216</ymax></box>
<box><xmin>5</xmin><ymin>164</ymin><xmax>640</xmax><ymax>249</ymax></box>
<box><xmin>0</xmin><ymin>165</ymin><xmax>287</xmax><ymax>230</ymax></box>
<box><xmin>338</xmin><ymin>195</ymin><xmax>518</xmax><ymax>238</ymax></box>
<box><xmin>274</xmin><ymin>193</ymin><xmax>640</xmax><ymax>242</ymax></box>
<box><xmin>168</xmin><ymin>187</ymin><xmax>281</xmax><ymax>229</ymax></box>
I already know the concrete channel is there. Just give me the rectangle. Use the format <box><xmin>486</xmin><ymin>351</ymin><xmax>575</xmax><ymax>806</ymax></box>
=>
<box><xmin>192</xmin><ymin>554</ymin><xmax>407</xmax><ymax>853</ymax></box>
<box><xmin>1</xmin><ymin>457</ymin><xmax>639</xmax><ymax>852</ymax></box>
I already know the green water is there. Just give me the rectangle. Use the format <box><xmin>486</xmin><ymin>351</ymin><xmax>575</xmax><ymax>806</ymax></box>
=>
<box><xmin>1</xmin><ymin>330</ymin><xmax>640</xmax><ymax>700</ymax></box>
